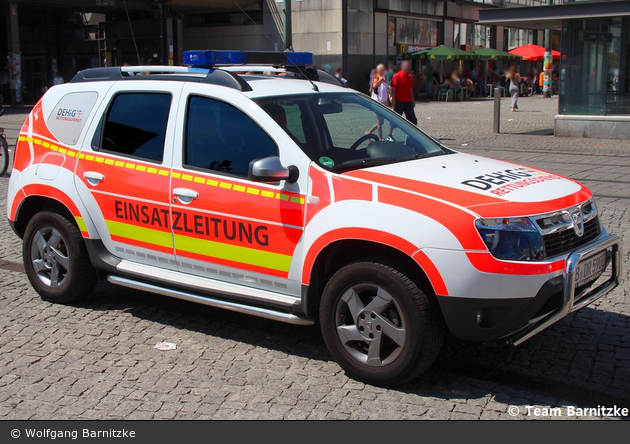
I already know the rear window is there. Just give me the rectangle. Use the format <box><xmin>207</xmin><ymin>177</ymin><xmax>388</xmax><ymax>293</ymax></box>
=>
<box><xmin>99</xmin><ymin>93</ymin><xmax>172</xmax><ymax>163</ymax></box>
<box><xmin>47</xmin><ymin>92</ymin><xmax>99</xmax><ymax>145</ymax></box>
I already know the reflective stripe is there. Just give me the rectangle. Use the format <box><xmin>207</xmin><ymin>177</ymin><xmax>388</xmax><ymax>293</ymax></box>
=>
<box><xmin>105</xmin><ymin>219</ymin><xmax>291</xmax><ymax>273</ymax></box>
<box><xmin>75</xmin><ymin>216</ymin><xmax>88</xmax><ymax>233</ymax></box>
<box><xmin>106</xmin><ymin>220</ymin><xmax>173</xmax><ymax>249</ymax></box>
<box><xmin>174</xmin><ymin>234</ymin><xmax>292</xmax><ymax>273</ymax></box>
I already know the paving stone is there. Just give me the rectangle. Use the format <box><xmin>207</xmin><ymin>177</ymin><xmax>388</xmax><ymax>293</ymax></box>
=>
<box><xmin>0</xmin><ymin>100</ymin><xmax>628</xmax><ymax>420</ymax></box>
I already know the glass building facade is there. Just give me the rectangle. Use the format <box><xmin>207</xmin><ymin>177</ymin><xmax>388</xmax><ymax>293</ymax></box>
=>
<box><xmin>560</xmin><ymin>17</ymin><xmax>629</xmax><ymax>115</ymax></box>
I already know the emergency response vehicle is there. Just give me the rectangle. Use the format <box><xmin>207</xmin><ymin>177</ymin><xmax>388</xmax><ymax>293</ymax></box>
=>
<box><xmin>6</xmin><ymin>50</ymin><xmax>621</xmax><ymax>386</ymax></box>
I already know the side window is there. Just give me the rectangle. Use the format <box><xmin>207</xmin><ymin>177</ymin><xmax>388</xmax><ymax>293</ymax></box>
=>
<box><xmin>100</xmin><ymin>93</ymin><xmax>172</xmax><ymax>163</ymax></box>
<box><xmin>185</xmin><ymin>96</ymin><xmax>278</xmax><ymax>177</ymax></box>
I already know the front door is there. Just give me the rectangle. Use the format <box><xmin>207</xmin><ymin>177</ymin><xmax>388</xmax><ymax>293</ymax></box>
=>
<box><xmin>169</xmin><ymin>86</ymin><xmax>307</xmax><ymax>296</ymax></box>
<box><xmin>75</xmin><ymin>83</ymin><xmax>182</xmax><ymax>269</ymax></box>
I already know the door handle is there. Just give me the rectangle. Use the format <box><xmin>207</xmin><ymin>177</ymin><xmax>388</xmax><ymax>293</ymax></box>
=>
<box><xmin>173</xmin><ymin>188</ymin><xmax>199</xmax><ymax>204</ymax></box>
<box><xmin>84</xmin><ymin>171</ymin><xmax>104</xmax><ymax>186</ymax></box>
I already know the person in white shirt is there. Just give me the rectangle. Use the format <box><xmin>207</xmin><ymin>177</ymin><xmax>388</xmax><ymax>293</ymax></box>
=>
<box><xmin>52</xmin><ymin>72</ymin><xmax>64</xmax><ymax>85</ymax></box>
<box><xmin>365</xmin><ymin>64</ymin><xmax>390</xmax><ymax>140</ymax></box>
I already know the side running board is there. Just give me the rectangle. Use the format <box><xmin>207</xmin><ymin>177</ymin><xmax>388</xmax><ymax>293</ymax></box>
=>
<box><xmin>107</xmin><ymin>276</ymin><xmax>314</xmax><ymax>326</ymax></box>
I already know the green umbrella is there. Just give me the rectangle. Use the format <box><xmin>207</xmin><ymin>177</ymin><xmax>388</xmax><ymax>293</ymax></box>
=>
<box><xmin>470</xmin><ymin>48</ymin><xmax>523</xmax><ymax>61</ymax></box>
<box><xmin>410</xmin><ymin>45</ymin><xmax>479</xmax><ymax>61</ymax></box>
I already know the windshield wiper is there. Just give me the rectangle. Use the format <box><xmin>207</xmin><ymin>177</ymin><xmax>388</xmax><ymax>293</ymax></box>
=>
<box><xmin>331</xmin><ymin>151</ymin><xmax>444</xmax><ymax>172</ymax></box>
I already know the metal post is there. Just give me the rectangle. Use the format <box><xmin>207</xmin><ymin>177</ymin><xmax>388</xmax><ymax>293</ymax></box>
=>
<box><xmin>284</xmin><ymin>0</ymin><xmax>292</xmax><ymax>50</ymax></box>
<box><xmin>6</xmin><ymin>2</ymin><xmax>22</xmax><ymax>107</ymax></box>
<box><xmin>543</xmin><ymin>0</ymin><xmax>553</xmax><ymax>98</ymax></box>
<box><xmin>493</xmin><ymin>87</ymin><xmax>501</xmax><ymax>133</ymax></box>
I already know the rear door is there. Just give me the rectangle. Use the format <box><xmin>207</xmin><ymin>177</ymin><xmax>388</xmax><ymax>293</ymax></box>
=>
<box><xmin>168</xmin><ymin>83</ymin><xmax>309</xmax><ymax>296</ymax></box>
<box><xmin>75</xmin><ymin>82</ymin><xmax>183</xmax><ymax>269</ymax></box>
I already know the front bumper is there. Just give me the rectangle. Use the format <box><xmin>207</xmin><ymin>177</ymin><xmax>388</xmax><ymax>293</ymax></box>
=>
<box><xmin>437</xmin><ymin>233</ymin><xmax>622</xmax><ymax>344</ymax></box>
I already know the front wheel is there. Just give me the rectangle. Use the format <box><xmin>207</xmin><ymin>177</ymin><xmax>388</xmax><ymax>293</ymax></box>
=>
<box><xmin>23</xmin><ymin>211</ymin><xmax>98</xmax><ymax>303</ymax></box>
<box><xmin>0</xmin><ymin>136</ymin><xmax>8</xmax><ymax>176</ymax></box>
<box><xmin>320</xmin><ymin>260</ymin><xmax>444</xmax><ymax>386</ymax></box>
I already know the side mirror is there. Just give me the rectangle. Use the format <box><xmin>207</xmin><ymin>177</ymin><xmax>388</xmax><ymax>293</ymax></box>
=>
<box><xmin>248</xmin><ymin>156</ymin><xmax>299</xmax><ymax>184</ymax></box>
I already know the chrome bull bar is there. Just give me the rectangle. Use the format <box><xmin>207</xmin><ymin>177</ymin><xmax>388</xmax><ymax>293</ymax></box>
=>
<box><xmin>512</xmin><ymin>233</ymin><xmax>621</xmax><ymax>346</ymax></box>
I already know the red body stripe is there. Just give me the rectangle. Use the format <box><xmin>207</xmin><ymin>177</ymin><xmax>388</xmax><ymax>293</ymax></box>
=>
<box><xmin>378</xmin><ymin>187</ymin><xmax>486</xmax><ymax>250</ymax></box>
<box><xmin>412</xmin><ymin>251</ymin><xmax>449</xmax><ymax>296</ymax></box>
<box><xmin>466</xmin><ymin>252</ymin><xmax>565</xmax><ymax>275</ymax></box>
<box><xmin>347</xmin><ymin>170</ymin><xmax>503</xmax><ymax>207</ymax></box>
<box><xmin>303</xmin><ymin>228</ymin><xmax>419</xmax><ymax>284</ymax></box>
<box><xmin>21</xmin><ymin>184</ymin><xmax>82</xmax><ymax>217</ymax></box>
<box><xmin>332</xmin><ymin>176</ymin><xmax>372</xmax><ymax>203</ymax></box>
<box><xmin>306</xmin><ymin>166</ymin><xmax>331</xmax><ymax>225</ymax></box>
<box><xmin>175</xmin><ymin>249</ymin><xmax>289</xmax><ymax>278</ymax></box>
<box><xmin>171</xmin><ymin>175</ymin><xmax>304</xmax><ymax>228</ymax></box>
<box><xmin>346</xmin><ymin>170</ymin><xmax>593</xmax><ymax>217</ymax></box>
<box><xmin>469</xmin><ymin>186</ymin><xmax>593</xmax><ymax>218</ymax></box>
<box><xmin>110</xmin><ymin>235</ymin><xmax>174</xmax><ymax>255</ymax></box>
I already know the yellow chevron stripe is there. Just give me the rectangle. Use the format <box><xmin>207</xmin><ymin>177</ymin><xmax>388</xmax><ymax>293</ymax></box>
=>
<box><xmin>21</xmin><ymin>134</ymin><xmax>305</xmax><ymax>207</ymax></box>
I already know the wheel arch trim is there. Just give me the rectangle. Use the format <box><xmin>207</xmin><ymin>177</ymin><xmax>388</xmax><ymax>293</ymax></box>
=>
<box><xmin>12</xmin><ymin>184</ymin><xmax>96</xmax><ymax>239</ymax></box>
<box><xmin>302</xmin><ymin>228</ymin><xmax>449</xmax><ymax>297</ymax></box>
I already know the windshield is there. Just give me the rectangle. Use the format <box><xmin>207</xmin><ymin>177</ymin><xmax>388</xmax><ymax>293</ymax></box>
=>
<box><xmin>255</xmin><ymin>92</ymin><xmax>449</xmax><ymax>171</ymax></box>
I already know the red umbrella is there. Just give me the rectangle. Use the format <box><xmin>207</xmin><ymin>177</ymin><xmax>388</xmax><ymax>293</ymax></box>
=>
<box><xmin>508</xmin><ymin>44</ymin><xmax>560</xmax><ymax>62</ymax></box>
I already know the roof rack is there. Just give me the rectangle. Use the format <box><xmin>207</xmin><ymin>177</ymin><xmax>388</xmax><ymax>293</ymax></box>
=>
<box><xmin>69</xmin><ymin>50</ymin><xmax>346</xmax><ymax>90</ymax></box>
<box><xmin>221</xmin><ymin>66</ymin><xmax>346</xmax><ymax>88</ymax></box>
<box><xmin>70</xmin><ymin>66</ymin><xmax>252</xmax><ymax>92</ymax></box>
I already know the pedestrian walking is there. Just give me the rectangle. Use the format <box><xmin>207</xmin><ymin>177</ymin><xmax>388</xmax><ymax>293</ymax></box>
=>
<box><xmin>507</xmin><ymin>65</ymin><xmax>521</xmax><ymax>112</ymax></box>
<box><xmin>389</xmin><ymin>60</ymin><xmax>417</xmax><ymax>133</ymax></box>
<box><xmin>365</xmin><ymin>64</ymin><xmax>390</xmax><ymax>140</ymax></box>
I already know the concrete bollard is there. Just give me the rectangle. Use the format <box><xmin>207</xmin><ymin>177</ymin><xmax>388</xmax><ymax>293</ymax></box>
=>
<box><xmin>493</xmin><ymin>88</ymin><xmax>501</xmax><ymax>134</ymax></box>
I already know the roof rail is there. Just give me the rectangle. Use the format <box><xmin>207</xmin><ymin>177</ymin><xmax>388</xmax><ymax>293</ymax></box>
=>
<box><xmin>70</xmin><ymin>66</ymin><xmax>252</xmax><ymax>92</ymax></box>
<box><xmin>71</xmin><ymin>67</ymin><xmax>124</xmax><ymax>83</ymax></box>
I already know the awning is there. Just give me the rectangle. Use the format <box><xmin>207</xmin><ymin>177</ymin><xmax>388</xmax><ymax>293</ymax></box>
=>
<box><xmin>479</xmin><ymin>1</ymin><xmax>630</xmax><ymax>31</ymax></box>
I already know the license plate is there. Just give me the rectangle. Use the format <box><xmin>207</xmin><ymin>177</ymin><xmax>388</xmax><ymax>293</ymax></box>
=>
<box><xmin>574</xmin><ymin>250</ymin><xmax>607</xmax><ymax>287</ymax></box>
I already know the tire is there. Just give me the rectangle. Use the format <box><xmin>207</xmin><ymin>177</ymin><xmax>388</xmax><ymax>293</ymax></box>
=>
<box><xmin>23</xmin><ymin>211</ymin><xmax>98</xmax><ymax>304</ymax></box>
<box><xmin>320</xmin><ymin>259</ymin><xmax>444</xmax><ymax>386</ymax></box>
<box><xmin>0</xmin><ymin>137</ymin><xmax>8</xmax><ymax>176</ymax></box>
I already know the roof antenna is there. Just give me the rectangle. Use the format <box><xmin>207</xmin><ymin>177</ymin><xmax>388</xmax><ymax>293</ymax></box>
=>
<box><xmin>123</xmin><ymin>0</ymin><xmax>141</xmax><ymax>65</ymax></box>
<box><xmin>291</xmin><ymin>60</ymin><xmax>319</xmax><ymax>92</ymax></box>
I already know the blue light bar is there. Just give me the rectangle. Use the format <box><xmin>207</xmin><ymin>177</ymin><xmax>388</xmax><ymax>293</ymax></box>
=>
<box><xmin>184</xmin><ymin>50</ymin><xmax>312</xmax><ymax>68</ymax></box>
<box><xmin>285</xmin><ymin>52</ymin><xmax>313</xmax><ymax>66</ymax></box>
<box><xmin>184</xmin><ymin>50</ymin><xmax>246</xmax><ymax>67</ymax></box>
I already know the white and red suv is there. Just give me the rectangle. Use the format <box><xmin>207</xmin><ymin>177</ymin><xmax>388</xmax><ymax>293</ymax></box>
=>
<box><xmin>6</xmin><ymin>51</ymin><xmax>621</xmax><ymax>386</ymax></box>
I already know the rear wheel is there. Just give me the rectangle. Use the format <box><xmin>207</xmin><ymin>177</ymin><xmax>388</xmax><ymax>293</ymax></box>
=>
<box><xmin>23</xmin><ymin>211</ymin><xmax>98</xmax><ymax>303</ymax></box>
<box><xmin>320</xmin><ymin>260</ymin><xmax>443</xmax><ymax>386</ymax></box>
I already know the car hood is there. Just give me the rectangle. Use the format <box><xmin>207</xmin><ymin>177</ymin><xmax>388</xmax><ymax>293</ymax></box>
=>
<box><xmin>343</xmin><ymin>152</ymin><xmax>592</xmax><ymax>218</ymax></box>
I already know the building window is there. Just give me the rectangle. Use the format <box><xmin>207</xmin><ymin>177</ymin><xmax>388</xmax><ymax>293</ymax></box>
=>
<box><xmin>394</xmin><ymin>17</ymin><xmax>439</xmax><ymax>47</ymax></box>
<box><xmin>560</xmin><ymin>17</ymin><xmax>629</xmax><ymax>115</ymax></box>
<box><xmin>504</xmin><ymin>28</ymin><xmax>533</xmax><ymax>50</ymax></box>
<box><xmin>454</xmin><ymin>23</ymin><xmax>491</xmax><ymax>50</ymax></box>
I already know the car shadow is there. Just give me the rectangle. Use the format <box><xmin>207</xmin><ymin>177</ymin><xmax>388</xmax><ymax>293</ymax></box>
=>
<box><xmin>80</xmin><ymin>280</ymin><xmax>630</xmax><ymax>406</ymax></box>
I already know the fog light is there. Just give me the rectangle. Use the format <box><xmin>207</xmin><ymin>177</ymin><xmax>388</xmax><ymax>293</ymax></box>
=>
<box><xmin>476</xmin><ymin>309</ymin><xmax>484</xmax><ymax>325</ymax></box>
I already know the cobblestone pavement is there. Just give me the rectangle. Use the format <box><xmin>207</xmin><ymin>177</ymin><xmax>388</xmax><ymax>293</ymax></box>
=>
<box><xmin>0</xmin><ymin>100</ymin><xmax>628</xmax><ymax>420</ymax></box>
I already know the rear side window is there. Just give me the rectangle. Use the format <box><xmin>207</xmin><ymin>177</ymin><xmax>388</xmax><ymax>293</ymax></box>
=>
<box><xmin>100</xmin><ymin>93</ymin><xmax>171</xmax><ymax>163</ymax></box>
<box><xmin>47</xmin><ymin>91</ymin><xmax>99</xmax><ymax>145</ymax></box>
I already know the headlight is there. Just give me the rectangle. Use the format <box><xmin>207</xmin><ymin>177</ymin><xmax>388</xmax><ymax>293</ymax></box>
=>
<box><xmin>475</xmin><ymin>217</ymin><xmax>544</xmax><ymax>261</ymax></box>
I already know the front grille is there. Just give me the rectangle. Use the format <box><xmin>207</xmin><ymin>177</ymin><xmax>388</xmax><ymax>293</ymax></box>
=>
<box><xmin>534</xmin><ymin>291</ymin><xmax>563</xmax><ymax>318</ymax></box>
<box><xmin>542</xmin><ymin>217</ymin><xmax>601</xmax><ymax>258</ymax></box>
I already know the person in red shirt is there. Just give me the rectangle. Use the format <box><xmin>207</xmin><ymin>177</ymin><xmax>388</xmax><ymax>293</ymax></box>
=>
<box><xmin>389</xmin><ymin>60</ymin><xmax>417</xmax><ymax>130</ymax></box>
